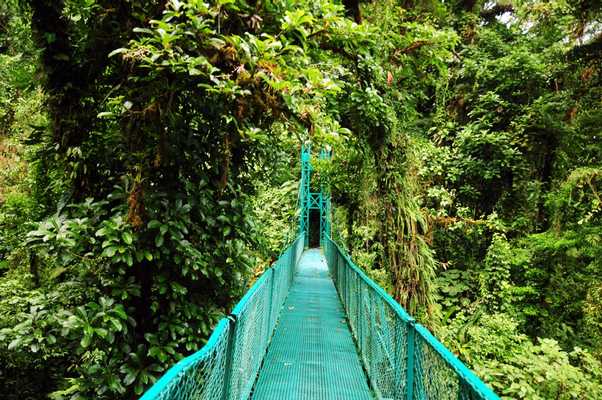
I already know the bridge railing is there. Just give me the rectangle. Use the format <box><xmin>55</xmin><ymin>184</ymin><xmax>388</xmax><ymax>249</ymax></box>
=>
<box><xmin>140</xmin><ymin>234</ymin><xmax>305</xmax><ymax>400</ymax></box>
<box><xmin>324</xmin><ymin>236</ymin><xmax>499</xmax><ymax>400</ymax></box>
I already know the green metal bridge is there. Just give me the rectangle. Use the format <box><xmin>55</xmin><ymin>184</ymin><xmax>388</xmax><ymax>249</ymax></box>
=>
<box><xmin>140</xmin><ymin>146</ymin><xmax>499</xmax><ymax>400</ymax></box>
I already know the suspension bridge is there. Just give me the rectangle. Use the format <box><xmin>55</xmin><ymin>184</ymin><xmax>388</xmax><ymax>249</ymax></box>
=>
<box><xmin>140</xmin><ymin>146</ymin><xmax>499</xmax><ymax>400</ymax></box>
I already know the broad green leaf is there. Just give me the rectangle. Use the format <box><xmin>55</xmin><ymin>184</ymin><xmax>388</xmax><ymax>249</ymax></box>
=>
<box><xmin>122</xmin><ymin>231</ymin><xmax>133</xmax><ymax>245</ymax></box>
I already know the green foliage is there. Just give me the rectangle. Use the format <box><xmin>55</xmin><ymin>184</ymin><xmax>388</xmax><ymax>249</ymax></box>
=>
<box><xmin>3</xmin><ymin>0</ymin><xmax>413</xmax><ymax>397</ymax></box>
<box><xmin>583</xmin><ymin>283</ymin><xmax>602</xmax><ymax>359</ymax></box>
<box><xmin>418</xmin><ymin>0</ymin><xmax>602</xmax><ymax>395</ymax></box>
<box><xmin>514</xmin><ymin>228</ymin><xmax>602</xmax><ymax>348</ymax></box>
<box><xmin>19</xmin><ymin>183</ymin><xmax>253</xmax><ymax>397</ymax></box>
<box><xmin>0</xmin><ymin>0</ymin><xmax>601</xmax><ymax>398</ymax></box>
<box><xmin>442</xmin><ymin>313</ymin><xmax>602</xmax><ymax>400</ymax></box>
<box><xmin>252</xmin><ymin>180</ymin><xmax>298</xmax><ymax>258</ymax></box>
<box><xmin>548</xmin><ymin>166</ymin><xmax>602</xmax><ymax>227</ymax></box>
<box><xmin>313</xmin><ymin>0</ymin><xmax>460</xmax><ymax>317</ymax></box>
<box><xmin>479</xmin><ymin>234</ymin><xmax>512</xmax><ymax>311</ymax></box>
<box><xmin>0</xmin><ymin>3</ymin><xmax>45</xmax><ymax>270</ymax></box>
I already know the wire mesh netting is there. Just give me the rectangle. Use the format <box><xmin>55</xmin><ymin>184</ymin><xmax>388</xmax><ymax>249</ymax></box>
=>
<box><xmin>141</xmin><ymin>233</ymin><xmax>499</xmax><ymax>400</ymax></box>
<box><xmin>141</xmin><ymin>235</ymin><xmax>304</xmax><ymax>400</ymax></box>
<box><xmin>140</xmin><ymin>319</ymin><xmax>231</xmax><ymax>400</ymax></box>
<box><xmin>324</xmin><ymin>236</ymin><xmax>499</xmax><ymax>400</ymax></box>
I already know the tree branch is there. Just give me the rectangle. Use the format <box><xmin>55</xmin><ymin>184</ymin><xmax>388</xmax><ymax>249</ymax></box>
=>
<box><xmin>480</xmin><ymin>3</ymin><xmax>514</xmax><ymax>21</ymax></box>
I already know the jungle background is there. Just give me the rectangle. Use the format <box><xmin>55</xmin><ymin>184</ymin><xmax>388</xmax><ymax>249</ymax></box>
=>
<box><xmin>0</xmin><ymin>0</ymin><xmax>600</xmax><ymax>399</ymax></box>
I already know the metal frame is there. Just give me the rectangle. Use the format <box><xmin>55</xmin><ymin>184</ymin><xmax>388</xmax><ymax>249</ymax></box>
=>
<box><xmin>298</xmin><ymin>144</ymin><xmax>331</xmax><ymax>247</ymax></box>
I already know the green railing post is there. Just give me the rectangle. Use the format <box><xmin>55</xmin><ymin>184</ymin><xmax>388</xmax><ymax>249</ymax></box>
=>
<box><xmin>393</xmin><ymin>319</ymin><xmax>404</xmax><ymax>400</ymax></box>
<box><xmin>266</xmin><ymin>268</ymin><xmax>276</xmax><ymax>342</ymax></box>
<box><xmin>367</xmin><ymin>286</ymin><xmax>374</xmax><ymax>376</ymax></box>
<box><xmin>406</xmin><ymin>320</ymin><xmax>416</xmax><ymax>400</ymax></box>
<box><xmin>288</xmin><ymin>244</ymin><xmax>296</xmax><ymax>290</ymax></box>
<box><xmin>221</xmin><ymin>316</ymin><xmax>238</xmax><ymax>400</ymax></box>
<box><xmin>459</xmin><ymin>378</ymin><xmax>470</xmax><ymax>400</ymax></box>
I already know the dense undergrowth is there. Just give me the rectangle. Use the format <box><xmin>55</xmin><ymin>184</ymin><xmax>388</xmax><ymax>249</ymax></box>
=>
<box><xmin>0</xmin><ymin>0</ymin><xmax>600</xmax><ymax>399</ymax></box>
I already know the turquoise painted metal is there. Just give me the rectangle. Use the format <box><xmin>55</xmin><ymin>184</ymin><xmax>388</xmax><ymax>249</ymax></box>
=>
<box><xmin>299</xmin><ymin>144</ymin><xmax>331</xmax><ymax>247</ymax></box>
<box><xmin>298</xmin><ymin>145</ymin><xmax>311</xmax><ymax>246</ymax></box>
<box><xmin>324</xmin><ymin>237</ymin><xmax>500</xmax><ymax>399</ymax></box>
<box><xmin>253</xmin><ymin>249</ymin><xmax>371</xmax><ymax>399</ymax></box>
<box><xmin>139</xmin><ymin>144</ymin><xmax>500</xmax><ymax>400</ymax></box>
<box><xmin>140</xmin><ymin>235</ymin><xmax>304</xmax><ymax>400</ymax></box>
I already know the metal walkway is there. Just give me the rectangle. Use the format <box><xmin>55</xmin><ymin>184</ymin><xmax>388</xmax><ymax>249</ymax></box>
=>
<box><xmin>252</xmin><ymin>249</ymin><xmax>372</xmax><ymax>399</ymax></box>
<box><xmin>139</xmin><ymin>145</ymin><xmax>500</xmax><ymax>400</ymax></box>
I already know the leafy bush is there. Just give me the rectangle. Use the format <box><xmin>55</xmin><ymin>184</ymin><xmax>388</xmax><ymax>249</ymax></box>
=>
<box><xmin>442</xmin><ymin>313</ymin><xmax>602</xmax><ymax>400</ymax></box>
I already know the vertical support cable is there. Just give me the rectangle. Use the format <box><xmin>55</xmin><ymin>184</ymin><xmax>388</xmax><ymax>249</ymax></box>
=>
<box><xmin>406</xmin><ymin>320</ymin><xmax>416</xmax><ymax>400</ymax></box>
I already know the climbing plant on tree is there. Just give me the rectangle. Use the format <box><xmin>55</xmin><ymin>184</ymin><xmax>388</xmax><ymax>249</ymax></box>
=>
<box><xmin>316</xmin><ymin>0</ymin><xmax>458</xmax><ymax>316</ymax></box>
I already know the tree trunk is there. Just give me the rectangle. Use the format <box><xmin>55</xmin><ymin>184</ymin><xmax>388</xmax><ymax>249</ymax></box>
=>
<box><xmin>342</xmin><ymin>0</ymin><xmax>362</xmax><ymax>23</ymax></box>
<box><xmin>346</xmin><ymin>204</ymin><xmax>355</xmax><ymax>254</ymax></box>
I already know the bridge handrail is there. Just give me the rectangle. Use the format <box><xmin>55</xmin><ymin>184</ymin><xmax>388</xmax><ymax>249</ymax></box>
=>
<box><xmin>324</xmin><ymin>236</ymin><xmax>500</xmax><ymax>400</ymax></box>
<box><xmin>140</xmin><ymin>234</ymin><xmax>305</xmax><ymax>400</ymax></box>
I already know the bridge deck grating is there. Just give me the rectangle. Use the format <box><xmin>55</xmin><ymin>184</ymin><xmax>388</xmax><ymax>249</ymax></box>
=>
<box><xmin>251</xmin><ymin>249</ymin><xmax>372</xmax><ymax>400</ymax></box>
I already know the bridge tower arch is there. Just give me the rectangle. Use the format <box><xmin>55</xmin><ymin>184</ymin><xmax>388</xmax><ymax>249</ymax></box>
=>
<box><xmin>299</xmin><ymin>144</ymin><xmax>331</xmax><ymax>248</ymax></box>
